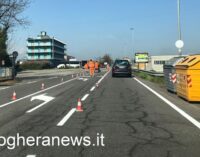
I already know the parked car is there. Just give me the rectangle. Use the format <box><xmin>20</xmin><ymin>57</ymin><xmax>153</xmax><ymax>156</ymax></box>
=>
<box><xmin>112</xmin><ymin>59</ymin><xmax>132</xmax><ymax>77</ymax></box>
<box><xmin>57</xmin><ymin>64</ymin><xmax>65</xmax><ymax>69</ymax></box>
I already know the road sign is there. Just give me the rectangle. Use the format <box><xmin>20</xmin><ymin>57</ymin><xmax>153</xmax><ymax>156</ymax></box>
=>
<box><xmin>135</xmin><ymin>53</ymin><xmax>149</xmax><ymax>63</ymax></box>
<box><xmin>175</xmin><ymin>40</ymin><xmax>184</xmax><ymax>49</ymax></box>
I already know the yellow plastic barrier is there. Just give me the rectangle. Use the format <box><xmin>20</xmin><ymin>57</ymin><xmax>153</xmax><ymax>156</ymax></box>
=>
<box><xmin>175</xmin><ymin>55</ymin><xmax>200</xmax><ymax>101</ymax></box>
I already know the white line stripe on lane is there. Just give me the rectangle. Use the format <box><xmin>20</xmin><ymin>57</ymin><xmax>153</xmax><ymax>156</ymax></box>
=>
<box><xmin>81</xmin><ymin>94</ymin><xmax>89</xmax><ymax>101</ymax></box>
<box><xmin>57</xmin><ymin>108</ymin><xmax>76</xmax><ymax>126</ymax></box>
<box><xmin>0</xmin><ymin>78</ymin><xmax>77</xmax><ymax>108</ymax></box>
<box><xmin>26</xmin><ymin>155</ymin><xmax>36</xmax><ymax>157</ymax></box>
<box><xmin>90</xmin><ymin>86</ymin><xmax>95</xmax><ymax>92</ymax></box>
<box><xmin>134</xmin><ymin>77</ymin><xmax>200</xmax><ymax>130</ymax></box>
<box><xmin>97</xmin><ymin>70</ymin><xmax>110</xmax><ymax>85</ymax></box>
<box><xmin>0</xmin><ymin>87</ymin><xmax>10</xmax><ymax>91</ymax></box>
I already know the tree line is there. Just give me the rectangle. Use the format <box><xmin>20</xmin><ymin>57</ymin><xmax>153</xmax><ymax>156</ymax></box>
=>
<box><xmin>0</xmin><ymin>0</ymin><xmax>29</xmax><ymax>66</ymax></box>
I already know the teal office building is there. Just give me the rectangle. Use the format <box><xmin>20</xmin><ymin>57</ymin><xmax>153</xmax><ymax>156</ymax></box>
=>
<box><xmin>27</xmin><ymin>31</ymin><xmax>66</xmax><ymax>65</ymax></box>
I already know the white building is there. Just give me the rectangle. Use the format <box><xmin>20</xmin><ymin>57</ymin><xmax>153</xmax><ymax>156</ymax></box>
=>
<box><xmin>146</xmin><ymin>55</ymin><xmax>182</xmax><ymax>72</ymax></box>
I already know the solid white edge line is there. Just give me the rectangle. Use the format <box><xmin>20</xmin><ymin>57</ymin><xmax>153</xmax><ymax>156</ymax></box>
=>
<box><xmin>0</xmin><ymin>78</ymin><xmax>77</xmax><ymax>108</ymax></box>
<box><xmin>134</xmin><ymin>77</ymin><xmax>200</xmax><ymax>130</ymax></box>
<box><xmin>90</xmin><ymin>86</ymin><xmax>95</xmax><ymax>92</ymax></box>
<box><xmin>26</xmin><ymin>155</ymin><xmax>36</xmax><ymax>157</ymax></box>
<box><xmin>57</xmin><ymin>108</ymin><xmax>76</xmax><ymax>126</ymax></box>
<box><xmin>81</xmin><ymin>94</ymin><xmax>89</xmax><ymax>101</ymax></box>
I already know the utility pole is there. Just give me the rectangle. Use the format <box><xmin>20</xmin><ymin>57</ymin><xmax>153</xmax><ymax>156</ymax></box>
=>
<box><xmin>175</xmin><ymin>0</ymin><xmax>184</xmax><ymax>56</ymax></box>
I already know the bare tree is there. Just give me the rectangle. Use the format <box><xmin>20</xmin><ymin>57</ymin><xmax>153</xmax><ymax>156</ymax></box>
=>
<box><xmin>0</xmin><ymin>0</ymin><xmax>30</xmax><ymax>30</ymax></box>
<box><xmin>0</xmin><ymin>0</ymin><xmax>30</xmax><ymax>66</ymax></box>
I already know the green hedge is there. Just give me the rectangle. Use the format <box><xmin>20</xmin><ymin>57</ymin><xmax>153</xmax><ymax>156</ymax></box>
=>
<box><xmin>19</xmin><ymin>61</ymin><xmax>52</xmax><ymax>70</ymax></box>
<box><xmin>134</xmin><ymin>71</ymin><xmax>164</xmax><ymax>84</ymax></box>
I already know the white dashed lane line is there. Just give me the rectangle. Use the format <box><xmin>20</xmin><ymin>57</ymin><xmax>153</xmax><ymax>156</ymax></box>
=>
<box><xmin>57</xmin><ymin>108</ymin><xmax>76</xmax><ymax>126</ymax></box>
<box><xmin>81</xmin><ymin>94</ymin><xmax>89</xmax><ymax>101</ymax></box>
<box><xmin>90</xmin><ymin>86</ymin><xmax>95</xmax><ymax>92</ymax></box>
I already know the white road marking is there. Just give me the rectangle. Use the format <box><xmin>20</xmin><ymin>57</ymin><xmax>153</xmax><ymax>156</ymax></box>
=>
<box><xmin>0</xmin><ymin>78</ymin><xmax>77</xmax><ymax>108</ymax></box>
<box><xmin>97</xmin><ymin>70</ymin><xmax>110</xmax><ymax>85</ymax></box>
<box><xmin>57</xmin><ymin>108</ymin><xmax>76</xmax><ymax>126</ymax></box>
<box><xmin>81</xmin><ymin>94</ymin><xmax>89</xmax><ymax>101</ymax></box>
<box><xmin>26</xmin><ymin>155</ymin><xmax>36</xmax><ymax>157</ymax></box>
<box><xmin>0</xmin><ymin>87</ymin><xmax>10</xmax><ymax>91</ymax></box>
<box><xmin>90</xmin><ymin>86</ymin><xmax>95</xmax><ymax>92</ymax></box>
<box><xmin>83</xmin><ymin>78</ymin><xmax>88</xmax><ymax>81</ymax></box>
<box><xmin>26</xmin><ymin>94</ymin><xmax>55</xmax><ymax>113</ymax></box>
<box><xmin>134</xmin><ymin>77</ymin><xmax>200</xmax><ymax>130</ymax></box>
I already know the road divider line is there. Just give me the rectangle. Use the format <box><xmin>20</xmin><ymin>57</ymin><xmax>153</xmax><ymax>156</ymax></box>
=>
<box><xmin>81</xmin><ymin>94</ymin><xmax>89</xmax><ymax>101</ymax></box>
<box><xmin>0</xmin><ymin>78</ymin><xmax>77</xmax><ymax>108</ymax></box>
<box><xmin>134</xmin><ymin>77</ymin><xmax>200</xmax><ymax>130</ymax></box>
<box><xmin>97</xmin><ymin>70</ymin><xmax>110</xmax><ymax>85</ymax></box>
<box><xmin>57</xmin><ymin>108</ymin><xmax>76</xmax><ymax>126</ymax></box>
<box><xmin>90</xmin><ymin>86</ymin><xmax>95</xmax><ymax>92</ymax></box>
<box><xmin>26</xmin><ymin>155</ymin><xmax>36</xmax><ymax>157</ymax></box>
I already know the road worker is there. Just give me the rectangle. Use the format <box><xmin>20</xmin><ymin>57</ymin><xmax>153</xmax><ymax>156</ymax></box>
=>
<box><xmin>106</xmin><ymin>64</ymin><xmax>110</xmax><ymax>72</ymax></box>
<box><xmin>95</xmin><ymin>61</ymin><xmax>100</xmax><ymax>73</ymax></box>
<box><xmin>84</xmin><ymin>62</ymin><xmax>89</xmax><ymax>70</ymax></box>
<box><xmin>88</xmin><ymin>59</ymin><xmax>95</xmax><ymax>77</ymax></box>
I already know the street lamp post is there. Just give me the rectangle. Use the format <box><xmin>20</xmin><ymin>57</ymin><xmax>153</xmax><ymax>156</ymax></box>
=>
<box><xmin>130</xmin><ymin>27</ymin><xmax>134</xmax><ymax>58</ymax></box>
<box><xmin>176</xmin><ymin>0</ymin><xmax>184</xmax><ymax>56</ymax></box>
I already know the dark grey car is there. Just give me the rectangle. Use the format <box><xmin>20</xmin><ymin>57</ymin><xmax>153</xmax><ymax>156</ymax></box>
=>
<box><xmin>112</xmin><ymin>59</ymin><xmax>132</xmax><ymax>77</ymax></box>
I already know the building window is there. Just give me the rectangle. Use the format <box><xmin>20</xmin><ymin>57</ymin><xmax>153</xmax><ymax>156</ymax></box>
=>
<box><xmin>154</xmin><ymin>60</ymin><xmax>165</xmax><ymax>65</ymax></box>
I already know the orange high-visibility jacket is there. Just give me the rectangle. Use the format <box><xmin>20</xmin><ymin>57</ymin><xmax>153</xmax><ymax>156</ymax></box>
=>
<box><xmin>88</xmin><ymin>61</ymin><xmax>95</xmax><ymax>69</ymax></box>
<box><xmin>95</xmin><ymin>62</ymin><xmax>99</xmax><ymax>69</ymax></box>
<box><xmin>84</xmin><ymin>63</ymin><xmax>89</xmax><ymax>69</ymax></box>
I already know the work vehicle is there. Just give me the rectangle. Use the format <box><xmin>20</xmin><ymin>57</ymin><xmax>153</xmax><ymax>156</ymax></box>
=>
<box><xmin>112</xmin><ymin>59</ymin><xmax>132</xmax><ymax>77</ymax></box>
<box><xmin>66</xmin><ymin>61</ymin><xmax>81</xmax><ymax>68</ymax></box>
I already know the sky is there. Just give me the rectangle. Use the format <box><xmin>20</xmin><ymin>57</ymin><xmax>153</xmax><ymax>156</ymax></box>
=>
<box><xmin>9</xmin><ymin>0</ymin><xmax>200</xmax><ymax>60</ymax></box>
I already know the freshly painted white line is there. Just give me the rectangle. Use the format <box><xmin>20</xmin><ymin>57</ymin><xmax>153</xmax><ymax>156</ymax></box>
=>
<box><xmin>26</xmin><ymin>101</ymin><xmax>50</xmax><ymax>113</ymax></box>
<box><xmin>26</xmin><ymin>94</ymin><xmax>55</xmax><ymax>113</ymax></box>
<box><xmin>134</xmin><ymin>77</ymin><xmax>200</xmax><ymax>130</ymax></box>
<box><xmin>90</xmin><ymin>86</ymin><xmax>95</xmax><ymax>92</ymax></box>
<box><xmin>0</xmin><ymin>78</ymin><xmax>77</xmax><ymax>108</ymax></box>
<box><xmin>57</xmin><ymin>108</ymin><xmax>76</xmax><ymax>126</ymax></box>
<box><xmin>26</xmin><ymin>155</ymin><xmax>36</xmax><ymax>157</ymax></box>
<box><xmin>81</xmin><ymin>94</ymin><xmax>89</xmax><ymax>101</ymax></box>
<box><xmin>0</xmin><ymin>87</ymin><xmax>10</xmax><ymax>91</ymax></box>
<box><xmin>97</xmin><ymin>70</ymin><xmax>110</xmax><ymax>85</ymax></box>
<box><xmin>83</xmin><ymin>78</ymin><xmax>88</xmax><ymax>81</ymax></box>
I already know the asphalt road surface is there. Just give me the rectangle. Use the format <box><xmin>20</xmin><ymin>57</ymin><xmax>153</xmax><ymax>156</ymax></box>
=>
<box><xmin>0</xmin><ymin>70</ymin><xmax>200</xmax><ymax>157</ymax></box>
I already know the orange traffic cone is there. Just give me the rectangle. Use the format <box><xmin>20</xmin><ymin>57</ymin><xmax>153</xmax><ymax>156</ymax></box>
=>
<box><xmin>12</xmin><ymin>91</ymin><xmax>17</xmax><ymax>100</ymax></box>
<box><xmin>41</xmin><ymin>83</ymin><xmax>45</xmax><ymax>90</ymax></box>
<box><xmin>76</xmin><ymin>98</ymin><xmax>83</xmax><ymax>112</ymax></box>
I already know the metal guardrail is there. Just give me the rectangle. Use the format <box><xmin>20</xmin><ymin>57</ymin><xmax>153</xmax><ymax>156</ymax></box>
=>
<box><xmin>0</xmin><ymin>67</ymin><xmax>12</xmax><ymax>81</ymax></box>
<box><xmin>133</xmin><ymin>69</ymin><xmax>164</xmax><ymax>77</ymax></box>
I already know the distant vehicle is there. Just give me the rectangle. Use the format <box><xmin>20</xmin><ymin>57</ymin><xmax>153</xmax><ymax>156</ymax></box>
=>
<box><xmin>66</xmin><ymin>61</ymin><xmax>80</xmax><ymax>68</ymax></box>
<box><xmin>57</xmin><ymin>64</ymin><xmax>65</xmax><ymax>69</ymax></box>
<box><xmin>112</xmin><ymin>59</ymin><xmax>132</xmax><ymax>77</ymax></box>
